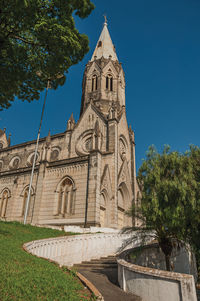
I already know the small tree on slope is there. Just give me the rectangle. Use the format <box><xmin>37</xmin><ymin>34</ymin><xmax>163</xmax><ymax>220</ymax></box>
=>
<box><xmin>129</xmin><ymin>145</ymin><xmax>199</xmax><ymax>271</ymax></box>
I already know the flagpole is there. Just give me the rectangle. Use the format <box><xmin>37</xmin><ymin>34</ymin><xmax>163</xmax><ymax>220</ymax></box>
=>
<box><xmin>23</xmin><ymin>80</ymin><xmax>50</xmax><ymax>225</ymax></box>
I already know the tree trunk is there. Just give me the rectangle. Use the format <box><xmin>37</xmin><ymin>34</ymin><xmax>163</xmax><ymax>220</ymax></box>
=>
<box><xmin>165</xmin><ymin>254</ymin><xmax>171</xmax><ymax>271</ymax></box>
<box><xmin>159</xmin><ymin>238</ymin><xmax>173</xmax><ymax>271</ymax></box>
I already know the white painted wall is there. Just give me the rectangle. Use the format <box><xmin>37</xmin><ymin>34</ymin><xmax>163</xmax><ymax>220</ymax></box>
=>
<box><xmin>24</xmin><ymin>232</ymin><xmax>197</xmax><ymax>301</ymax></box>
<box><xmin>117</xmin><ymin>249</ymin><xmax>197</xmax><ymax>301</ymax></box>
<box><xmin>24</xmin><ymin>233</ymin><xmax>138</xmax><ymax>266</ymax></box>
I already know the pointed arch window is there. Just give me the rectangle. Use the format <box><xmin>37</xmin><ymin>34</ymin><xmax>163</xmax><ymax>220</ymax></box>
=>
<box><xmin>92</xmin><ymin>75</ymin><xmax>98</xmax><ymax>91</ymax></box>
<box><xmin>56</xmin><ymin>178</ymin><xmax>75</xmax><ymax>216</ymax></box>
<box><xmin>106</xmin><ymin>74</ymin><xmax>113</xmax><ymax>91</ymax></box>
<box><xmin>0</xmin><ymin>190</ymin><xmax>9</xmax><ymax>217</ymax></box>
<box><xmin>21</xmin><ymin>186</ymin><xmax>34</xmax><ymax>217</ymax></box>
<box><xmin>22</xmin><ymin>188</ymin><xmax>29</xmax><ymax>217</ymax></box>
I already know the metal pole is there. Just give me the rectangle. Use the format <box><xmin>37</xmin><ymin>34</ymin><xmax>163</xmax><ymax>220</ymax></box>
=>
<box><xmin>24</xmin><ymin>80</ymin><xmax>50</xmax><ymax>224</ymax></box>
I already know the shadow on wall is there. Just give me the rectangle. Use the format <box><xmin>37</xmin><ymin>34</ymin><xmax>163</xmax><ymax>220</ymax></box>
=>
<box><xmin>117</xmin><ymin>243</ymin><xmax>198</xmax><ymax>301</ymax></box>
<box><xmin>127</xmin><ymin>242</ymin><xmax>197</xmax><ymax>282</ymax></box>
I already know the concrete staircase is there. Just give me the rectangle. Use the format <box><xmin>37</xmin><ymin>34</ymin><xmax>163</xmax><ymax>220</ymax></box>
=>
<box><xmin>73</xmin><ymin>255</ymin><xmax>117</xmax><ymax>270</ymax></box>
<box><xmin>73</xmin><ymin>256</ymin><xmax>142</xmax><ymax>301</ymax></box>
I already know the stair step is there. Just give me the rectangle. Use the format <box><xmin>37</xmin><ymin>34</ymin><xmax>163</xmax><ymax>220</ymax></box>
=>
<box><xmin>100</xmin><ymin>256</ymin><xmax>116</xmax><ymax>259</ymax></box>
<box><xmin>97</xmin><ymin>257</ymin><xmax>116</xmax><ymax>261</ymax></box>
<box><xmin>83</xmin><ymin>260</ymin><xmax>116</xmax><ymax>264</ymax></box>
<box><xmin>74</xmin><ymin>263</ymin><xmax>117</xmax><ymax>268</ymax></box>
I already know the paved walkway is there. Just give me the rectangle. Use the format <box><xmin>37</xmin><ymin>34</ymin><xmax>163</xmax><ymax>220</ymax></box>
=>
<box><xmin>75</xmin><ymin>256</ymin><xmax>142</xmax><ymax>301</ymax></box>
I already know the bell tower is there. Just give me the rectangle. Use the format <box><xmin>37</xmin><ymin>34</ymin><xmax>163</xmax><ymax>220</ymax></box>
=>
<box><xmin>80</xmin><ymin>19</ymin><xmax>125</xmax><ymax>117</ymax></box>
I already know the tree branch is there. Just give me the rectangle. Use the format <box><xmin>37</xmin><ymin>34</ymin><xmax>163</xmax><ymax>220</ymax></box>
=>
<box><xmin>10</xmin><ymin>35</ymin><xmax>43</xmax><ymax>47</ymax></box>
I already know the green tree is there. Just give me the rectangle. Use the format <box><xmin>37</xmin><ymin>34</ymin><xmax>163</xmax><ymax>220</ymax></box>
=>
<box><xmin>0</xmin><ymin>0</ymin><xmax>95</xmax><ymax>110</ymax></box>
<box><xmin>186</xmin><ymin>145</ymin><xmax>200</xmax><ymax>273</ymax></box>
<box><xmin>132</xmin><ymin>145</ymin><xmax>198</xmax><ymax>271</ymax></box>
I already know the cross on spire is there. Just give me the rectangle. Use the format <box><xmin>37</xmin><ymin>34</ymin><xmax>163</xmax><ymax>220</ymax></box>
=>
<box><xmin>104</xmin><ymin>15</ymin><xmax>107</xmax><ymax>25</ymax></box>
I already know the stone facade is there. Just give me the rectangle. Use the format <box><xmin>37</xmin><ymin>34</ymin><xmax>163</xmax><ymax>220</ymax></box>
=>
<box><xmin>0</xmin><ymin>21</ymin><xmax>140</xmax><ymax>228</ymax></box>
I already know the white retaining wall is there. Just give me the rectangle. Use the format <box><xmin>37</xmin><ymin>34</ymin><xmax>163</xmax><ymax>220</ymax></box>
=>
<box><xmin>117</xmin><ymin>249</ymin><xmax>197</xmax><ymax>301</ymax></box>
<box><xmin>24</xmin><ymin>233</ymin><xmax>138</xmax><ymax>266</ymax></box>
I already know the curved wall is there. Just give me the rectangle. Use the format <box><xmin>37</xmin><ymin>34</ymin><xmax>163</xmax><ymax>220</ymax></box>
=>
<box><xmin>24</xmin><ymin>233</ymin><xmax>138</xmax><ymax>266</ymax></box>
<box><xmin>117</xmin><ymin>248</ymin><xmax>197</xmax><ymax>301</ymax></box>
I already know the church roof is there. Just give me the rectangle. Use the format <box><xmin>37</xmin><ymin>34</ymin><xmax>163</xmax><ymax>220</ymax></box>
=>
<box><xmin>91</xmin><ymin>19</ymin><xmax>118</xmax><ymax>61</ymax></box>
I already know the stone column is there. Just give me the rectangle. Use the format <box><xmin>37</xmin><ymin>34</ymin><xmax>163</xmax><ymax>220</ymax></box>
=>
<box><xmin>85</xmin><ymin>151</ymin><xmax>101</xmax><ymax>227</ymax></box>
<box><xmin>107</xmin><ymin>118</ymin><xmax>118</xmax><ymax>228</ymax></box>
<box><xmin>61</xmin><ymin>190</ymin><xmax>66</xmax><ymax>215</ymax></box>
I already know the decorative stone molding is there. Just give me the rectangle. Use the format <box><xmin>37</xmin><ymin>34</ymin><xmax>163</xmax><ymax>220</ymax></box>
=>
<box><xmin>75</xmin><ymin>130</ymin><xmax>94</xmax><ymax>156</ymax></box>
<box><xmin>47</xmin><ymin>163</ymin><xmax>87</xmax><ymax>176</ymax></box>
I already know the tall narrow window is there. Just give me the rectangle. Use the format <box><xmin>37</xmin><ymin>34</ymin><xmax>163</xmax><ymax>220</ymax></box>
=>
<box><xmin>57</xmin><ymin>178</ymin><xmax>75</xmax><ymax>216</ymax></box>
<box><xmin>0</xmin><ymin>190</ymin><xmax>9</xmax><ymax>217</ymax></box>
<box><xmin>22</xmin><ymin>187</ymin><xmax>33</xmax><ymax>217</ymax></box>
<box><xmin>22</xmin><ymin>189</ymin><xmax>28</xmax><ymax>217</ymax></box>
<box><xmin>92</xmin><ymin>75</ymin><xmax>98</xmax><ymax>91</ymax></box>
<box><xmin>106</xmin><ymin>76</ymin><xmax>109</xmax><ymax>89</ymax></box>
<box><xmin>106</xmin><ymin>74</ymin><xmax>113</xmax><ymax>91</ymax></box>
<box><xmin>110</xmin><ymin>77</ymin><xmax>113</xmax><ymax>91</ymax></box>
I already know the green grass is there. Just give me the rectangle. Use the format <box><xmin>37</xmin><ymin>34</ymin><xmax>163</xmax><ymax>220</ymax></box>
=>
<box><xmin>0</xmin><ymin>221</ymin><xmax>92</xmax><ymax>301</ymax></box>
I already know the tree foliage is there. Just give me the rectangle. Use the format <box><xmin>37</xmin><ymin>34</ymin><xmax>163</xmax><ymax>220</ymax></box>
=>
<box><xmin>0</xmin><ymin>0</ymin><xmax>95</xmax><ymax>109</ymax></box>
<box><xmin>133</xmin><ymin>145</ymin><xmax>200</xmax><ymax>271</ymax></box>
<box><xmin>185</xmin><ymin>146</ymin><xmax>200</xmax><ymax>272</ymax></box>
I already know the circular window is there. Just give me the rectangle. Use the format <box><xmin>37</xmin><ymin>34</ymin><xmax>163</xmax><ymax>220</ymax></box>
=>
<box><xmin>119</xmin><ymin>139</ymin><xmax>126</xmax><ymax>154</ymax></box>
<box><xmin>27</xmin><ymin>152</ymin><xmax>39</xmax><ymax>167</ymax></box>
<box><xmin>119</xmin><ymin>138</ymin><xmax>127</xmax><ymax>160</ymax></box>
<box><xmin>30</xmin><ymin>153</ymin><xmax>39</xmax><ymax>164</ymax></box>
<box><xmin>13</xmin><ymin>158</ymin><xmax>20</xmax><ymax>169</ymax></box>
<box><xmin>51</xmin><ymin>149</ymin><xmax>59</xmax><ymax>161</ymax></box>
<box><xmin>85</xmin><ymin>138</ymin><xmax>92</xmax><ymax>152</ymax></box>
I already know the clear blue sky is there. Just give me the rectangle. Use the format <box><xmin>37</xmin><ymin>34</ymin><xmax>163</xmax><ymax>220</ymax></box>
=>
<box><xmin>1</xmin><ymin>0</ymin><xmax>200</xmax><ymax>171</ymax></box>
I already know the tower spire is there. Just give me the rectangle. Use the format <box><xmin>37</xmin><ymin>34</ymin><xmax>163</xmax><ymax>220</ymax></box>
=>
<box><xmin>91</xmin><ymin>18</ymin><xmax>118</xmax><ymax>61</ymax></box>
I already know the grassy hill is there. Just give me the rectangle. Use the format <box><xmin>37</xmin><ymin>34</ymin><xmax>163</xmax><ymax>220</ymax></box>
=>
<box><xmin>0</xmin><ymin>221</ymin><xmax>92</xmax><ymax>300</ymax></box>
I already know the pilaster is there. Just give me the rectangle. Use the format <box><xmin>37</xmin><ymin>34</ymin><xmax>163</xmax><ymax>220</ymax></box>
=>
<box><xmin>85</xmin><ymin>151</ymin><xmax>101</xmax><ymax>227</ymax></box>
<box><xmin>107</xmin><ymin>118</ymin><xmax>118</xmax><ymax>228</ymax></box>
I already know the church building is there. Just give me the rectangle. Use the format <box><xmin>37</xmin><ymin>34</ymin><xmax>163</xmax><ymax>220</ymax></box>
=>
<box><xmin>0</xmin><ymin>21</ymin><xmax>140</xmax><ymax>229</ymax></box>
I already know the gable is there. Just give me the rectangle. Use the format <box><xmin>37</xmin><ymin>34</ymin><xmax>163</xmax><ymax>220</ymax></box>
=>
<box><xmin>100</xmin><ymin>164</ymin><xmax>113</xmax><ymax>200</ymax></box>
<box><xmin>102</xmin><ymin>60</ymin><xmax>119</xmax><ymax>78</ymax></box>
<box><xmin>70</xmin><ymin>104</ymin><xmax>107</xmax><ymax>157</ymax></box>
<box><xmin>87</xmin><ymin>61</ymin><xmax>101</xmax><ymax>78</ymax></box>
<box><xmin>118</xmin><ymin>159</ymin><xmax>132</xmax><ymax>196</ymax></box>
